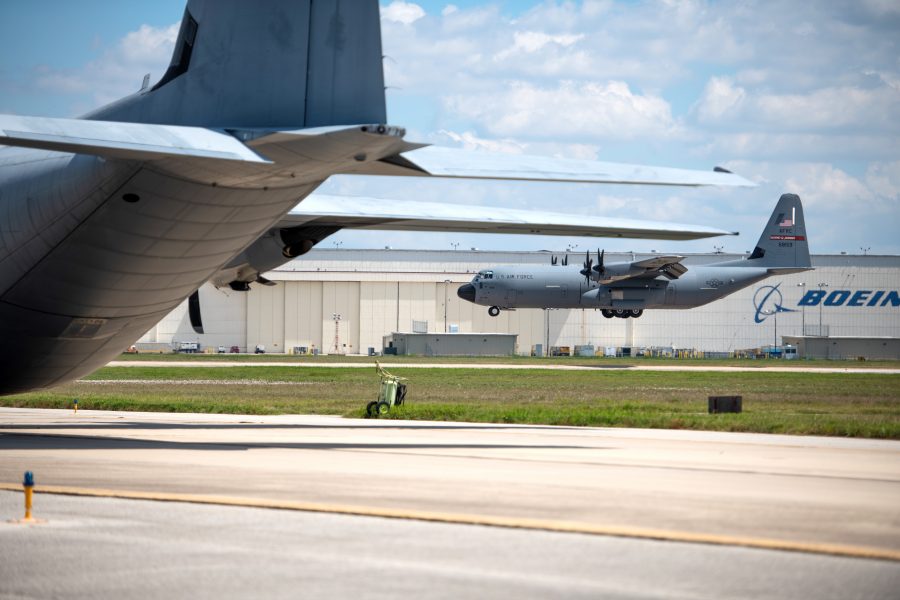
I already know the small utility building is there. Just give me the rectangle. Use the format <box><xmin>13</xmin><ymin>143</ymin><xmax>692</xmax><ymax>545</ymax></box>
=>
<box><xmin>383</xmin><ymin>333</ymin><xmax>516</xmax><ymax>356</ymax></box>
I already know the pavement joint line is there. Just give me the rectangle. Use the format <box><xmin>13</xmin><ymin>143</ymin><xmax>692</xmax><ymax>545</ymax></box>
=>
<box><xmin>1</xmin><ymin>483</ymin><xmax>897</xmax><ymax>563</ymax></box>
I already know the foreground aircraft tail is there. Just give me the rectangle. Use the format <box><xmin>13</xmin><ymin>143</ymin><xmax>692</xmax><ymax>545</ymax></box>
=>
<box><xmin>88</xmin><ymin>0</ymin><xmax>386</xmax><ymax>129</ymax></box>
<box><xmin>744</xmin><ymin>194</ymin><xmax>811</xmax><ymax>272</ymax></box>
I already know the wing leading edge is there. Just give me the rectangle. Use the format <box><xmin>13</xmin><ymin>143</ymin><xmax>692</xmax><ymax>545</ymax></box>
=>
<box><xmin>347</xmin><ymin>146</ymin><xmax>756</xmax><ymax>187</ymax></box>
<box><xmin>282</xmin><ymin>194</ymin><xmax>737</xmax><ymax>241</ymax></box>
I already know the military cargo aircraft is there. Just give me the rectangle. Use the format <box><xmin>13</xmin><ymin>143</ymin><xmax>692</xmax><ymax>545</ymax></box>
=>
<box><xmin>0</xmin><ymin>0</ymin><xmax>752</xmax><ymax>394</ymax></box>
<box><xmin>458</xmin><ymin>194</ymin><xmax>812</xmax><ymax>317</ymax></box>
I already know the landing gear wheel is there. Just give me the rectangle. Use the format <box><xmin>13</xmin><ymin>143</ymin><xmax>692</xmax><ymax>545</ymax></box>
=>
<box><xmin>376</xmin><ymin>401</ymin><xmax>390</xmax><ymax>416</ymax></box>
<box><xmin>366</xmin><ymin>401</ymin><xmax>377</xmax><ymax>417</ymax></box>
<box><xmin>629</xmin><ymin>309</ymin><xmax>643</xmax><ymax>318</ymax></box>
<box><xmin>615</xmin><ymin>309</ymin><xmax>628</xmax><ymax>318</ymax></box>
<box><xmin>488</xmin><ymin>306</ymin><xmax>501</xmax><ymax>317</ymax></box>
<box><xmin>601</xmin><ymin>309</ymin><xmax>615</xmax><ymax>319</ymax></box>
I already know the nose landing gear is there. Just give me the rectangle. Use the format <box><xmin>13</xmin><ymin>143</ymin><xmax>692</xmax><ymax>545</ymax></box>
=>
<box><xmin>488</xmin><ymin>306</ymin><xmax>501</xmax><ymax>317</ymax></box>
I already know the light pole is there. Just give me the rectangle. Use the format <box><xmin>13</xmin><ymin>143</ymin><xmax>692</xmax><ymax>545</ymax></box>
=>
<box><xmin>761</xmin><ymin>309</ymin><xmax>777</xmax><ymax>357</ymax></box>
<box><xmin>443</xmin><ymin>279</ymin><xmax>451</xmax><ymax>333</ymax></box>
<box><xmin>545</xmin><ymin>308</ymin><xmax>552</xmax><ymax>357</ymax></box>
<box><xmin>797</xmin><ymin>282</ymin><xmax>806</xmax><ymax>335</ymax></box>
<box><xmin>331</xmin><ymin>313</ymin><xmax>342</xmax><ymax>354</ymax></box>
<box><xmin>860</xmin><ymin>246</ymin><xmax>871</xmax><ymax>256</ymax></box>
<box><xmin>451</xmin><ymin>242</ymin><xmax>460</xmax><ymax>251</ymax></box>
<box><xmin>817</xmin><ymin>282</ymin><xmax>828</xmax><ymax>336</ymax></box>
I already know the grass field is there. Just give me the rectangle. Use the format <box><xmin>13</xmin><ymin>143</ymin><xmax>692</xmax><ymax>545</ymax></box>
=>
<box><xmin>112</xmin><ymin>352</ymin><xmax>900</xmax><ymax>369</ymax></box>
<box><xmin>3</xmin><ymin>365</ymin><xmax>899</xmax><ymax>439</ymax></box>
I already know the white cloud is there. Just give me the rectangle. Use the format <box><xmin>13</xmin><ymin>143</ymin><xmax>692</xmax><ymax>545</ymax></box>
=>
<box><xmin>34</xmin><ymin>22</ymin><xmax>178</xmax><ymax>111</ymax></box>
<box><xmin>445</xmin><ymin>80</ymin><xmax>680</xmax><ymax>141</ymax></box>
<box><xmin>435</xmin><ymin>129</ymin><xmax>599</xmax><ymax>160</ymax></box>
<box><xmin>695</xmin><ymin>77</ymin><xmax>746</xmax><ymax>122</ymax></box>
<box><xmin>864</xmin><ymin>160</ymin><xmax>900</xmax><ymax>200</ymax></box>
<box><xmin>693</xmin><ymin>75</ymin><xmax>900</xmax><ymax>138</ymax></box>
<box><xmin>437</xmin><ymin>129</ymin><xmax>526</xmax><ymax>154</ymax></box>
<box><xmin>494</xmin><ymin>31</ymin><xmax>584</xmax><ymax>61</ymax></box>
<box><xmin>381</xmin><ymin>1</ymin><xmax>426</xmax><ymax>25</ymax></box>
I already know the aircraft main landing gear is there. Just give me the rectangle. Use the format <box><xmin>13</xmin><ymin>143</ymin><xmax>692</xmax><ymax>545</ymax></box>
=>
<box><xmin>602</xmin><ymin>308</ymin><xmax>643</xmax><ymax>318</ymax></box>
<box><xmin>488</xmin><ymin>306</ymin><xmax>501</xmax><ymax>317</ymax></box>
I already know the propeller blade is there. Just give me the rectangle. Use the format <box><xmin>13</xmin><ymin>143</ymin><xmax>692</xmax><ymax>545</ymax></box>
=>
<box><xmin>188</xmin><ymin>290</ymin><xmax>204</xmax><ymax>334</ymax></box>
<box><xmin>581</xmin><ymin>250</ymin><xmax>593</xmax><ymax>283</ymax></box>
<box><xmin>593</xmin><ymin>249</ymin><xmax>606</xmax><ymax>276</ymax></box>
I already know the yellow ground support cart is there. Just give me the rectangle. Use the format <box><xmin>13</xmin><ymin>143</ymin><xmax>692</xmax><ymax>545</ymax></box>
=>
<box><xmin>366</xmin><ymin>362</ymin><xmax>408</xmax><ymax>417</ymax></box>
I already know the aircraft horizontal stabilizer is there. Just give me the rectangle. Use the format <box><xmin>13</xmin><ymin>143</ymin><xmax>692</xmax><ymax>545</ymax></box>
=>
<box><xmin>281</xmin><ymin>194</ymin><xmax>737</xmax><ymax>241</ymax></box>
<box><xmin>0</xmin><ymin>115</ymin><xmax>270</xmax><ymax>163</ymax></box>
<box><xmin>360</xmin><ymin>146</ymin><xmax>756</xmax><ymax>187</ymax></box>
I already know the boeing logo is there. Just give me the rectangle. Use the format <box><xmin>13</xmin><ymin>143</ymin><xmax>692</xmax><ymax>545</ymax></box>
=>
<box><xmin>753</xmin><ymin>284</ymin><xmax>797</xmax><ymax>323</ymax></box>
<box><xmin>799</xmin><ymin>289</ymin><xmax>900</xmax><ymax>307</ymax></box>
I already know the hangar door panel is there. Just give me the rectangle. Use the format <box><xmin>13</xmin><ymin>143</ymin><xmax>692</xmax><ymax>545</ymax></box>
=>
<box><xmin>321</xmin><ymin>282</ymin><xmax>360</xmax><ymax>354</ymax></box>
<box><xmin>246</xmin><ymin>284</ymin><xmax>284</xmax><ymax>353</ymax></box>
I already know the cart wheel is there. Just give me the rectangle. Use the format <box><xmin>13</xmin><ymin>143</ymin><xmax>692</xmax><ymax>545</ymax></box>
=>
<box><xmin>376</xmin><ymin>401</ymin><xmax>390</xmax><ymax>416</ymax></box>
<box><xmin>366</xmin><ymin>401</ymin><xmax>377</xmax><ymax>417</ymax></box>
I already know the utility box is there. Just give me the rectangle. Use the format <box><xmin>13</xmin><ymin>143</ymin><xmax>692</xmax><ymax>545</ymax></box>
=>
<box><xmin>708</xmin><ymin>396</ymin><xmax>742</xmax><ymax>414</ymax></box>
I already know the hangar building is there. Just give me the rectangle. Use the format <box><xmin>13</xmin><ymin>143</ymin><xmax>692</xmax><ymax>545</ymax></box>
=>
<box><xmin>139</xmin><ymin>250</ymin><xmax>900</xmax><ymax>358</ymax></box>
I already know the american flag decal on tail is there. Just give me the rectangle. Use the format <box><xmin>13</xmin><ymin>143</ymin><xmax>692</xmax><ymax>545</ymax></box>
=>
<box><xmin>777</xmin><ymin>207</ymin><xmax>796</xmax><ymax>227</ymax></box>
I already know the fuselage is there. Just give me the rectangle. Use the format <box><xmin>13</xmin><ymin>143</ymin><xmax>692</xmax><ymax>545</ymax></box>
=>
<box><xmin>459</xmin><ymin>263</ymin><xmax>771</xmax><ymax>312</ymax></box>
<box><xmin>0</xmin><ymin>141</ymin><xmax>329</xmax><ymax>393</ymax></box>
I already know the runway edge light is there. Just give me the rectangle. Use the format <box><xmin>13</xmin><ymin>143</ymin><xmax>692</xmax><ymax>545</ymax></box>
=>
<box><xmin>23</xmin><ymin>471</ymin><xmax>35</xmax><ymax>522</ymax></box>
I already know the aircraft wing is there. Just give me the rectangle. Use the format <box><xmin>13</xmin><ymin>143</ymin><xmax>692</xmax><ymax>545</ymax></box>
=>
<box><xmin>346</xmin><ymin>146</ymin><xmax>755</xmax><ymax>187</ymax></box>
<box><xmin>594</xmin><ymin>254</ymin><xmax>688</xmax><ymax>284</ymax></box>
<box><xmin>280</xmin><ymin>194</ymin><xmax>735</xmax><ymax>241</ymax></box>
<box><xmin>209</xmin><ymin>195</ymin><xmax>726</xmax><ymax>295</ymax></box>
<box><xmin>1</xmin><ymin>116</ymin><xmax>754</xmax><ymax>188</ymax></box>
<box><xmin>631</xmin><ymin>255</ymin><xmax>686</xmax><ymax>269</ymax></box>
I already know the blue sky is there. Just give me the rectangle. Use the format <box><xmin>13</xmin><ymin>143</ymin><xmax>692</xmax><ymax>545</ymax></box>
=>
<box><xmin>1</xmin><ymin>1</ymin><xmax>898</xmax><ymax>255</ymax></box>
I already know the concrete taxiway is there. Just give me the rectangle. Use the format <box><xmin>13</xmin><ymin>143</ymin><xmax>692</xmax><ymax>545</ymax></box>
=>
<box><xmin>3</xmin><ymin>491</ymin><xmax>897</xmax><ymax>600</ymax></box>
<box><xmin>1</xmin><ymin>408</ymin><xmax>898</xmax><ymax>556</ymax></box>
<box><xmin>2</xmin><ymin>408</ymin><xmax>899</xmax><ymax>596</ymax></box>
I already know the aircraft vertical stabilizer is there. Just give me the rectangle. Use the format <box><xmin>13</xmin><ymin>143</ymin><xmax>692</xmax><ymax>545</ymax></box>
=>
<box><xmin>747</xmin><ymin>193</ymin><xmax>811</xmax><ymax>270</ymax></box>
<box><xmin>87</xmin><ymin>0</ymin><xmax>386</xmax><ymax>130</ymax></box>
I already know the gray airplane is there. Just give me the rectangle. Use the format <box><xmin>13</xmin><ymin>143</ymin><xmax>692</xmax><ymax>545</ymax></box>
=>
<box><xmin>458</xmin><ymin>194</ymin><xmax>812</xmax><ymax>317</ymax></box>
<box><xmin>0</xmin><ymin>0</ymin><xmax>752</xmax><ymax>394</ymax></box>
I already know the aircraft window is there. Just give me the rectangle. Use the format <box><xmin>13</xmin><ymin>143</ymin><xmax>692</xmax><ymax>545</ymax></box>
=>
<box><xmin>484</xmin><ymin>271</ymin><xmax>493</xmax><ymax>279</ymax></box>
<box><xmin>151</xmin><ymin>10</ymin><xmax>198</xmax><ymax>91</ymax></box>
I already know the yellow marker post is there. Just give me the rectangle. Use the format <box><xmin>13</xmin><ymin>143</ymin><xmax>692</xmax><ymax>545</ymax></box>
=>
<box><xmin>73</xmin><ymin>398</ymin><xmax>78</xmax><ymax>414</ymax></box>
<box><xmin>22</xmin><ymin>471</ymin><xmax>35</xmax><ymax>522</ymax></box>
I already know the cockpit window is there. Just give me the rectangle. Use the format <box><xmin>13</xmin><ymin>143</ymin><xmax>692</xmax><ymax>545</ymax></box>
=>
<box><xmin>482</xmin><ymin>270</ymin><xmax>493</xmax><ymax>279</ymax></box>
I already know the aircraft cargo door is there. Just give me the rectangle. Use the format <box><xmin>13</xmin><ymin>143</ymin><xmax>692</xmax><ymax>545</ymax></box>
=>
<box><xmin>505</xmin><ymin>289</ymin><xmax>517</xmax><ymax>307</ymax></box>
<box><xmin>665</xmin><ymin>282</ymin><xmax>676</xmax><ymax>306</ymax></box>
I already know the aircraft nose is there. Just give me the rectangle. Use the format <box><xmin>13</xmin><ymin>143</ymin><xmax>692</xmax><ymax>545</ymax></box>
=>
<box><xmin>457</xmin><ymin>283</ymin><xmax>476</xmax><ymax>302</ymax></box>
